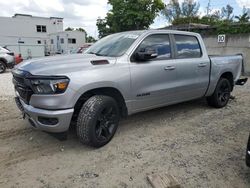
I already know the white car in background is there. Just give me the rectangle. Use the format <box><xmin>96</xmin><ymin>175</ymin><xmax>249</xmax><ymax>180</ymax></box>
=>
<box><xmin>0</xmin><ymin>46</ymin><xmax>15</xmax><ymax>73</ymax></box>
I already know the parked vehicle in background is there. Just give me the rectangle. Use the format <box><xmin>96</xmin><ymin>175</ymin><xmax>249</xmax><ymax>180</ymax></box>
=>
<box><xmin>246</xmin><ymin>134</ymin><xmax>250</xmax><ymax>167</ymax></box>
<box><xmin>15</xmin><ymin>54</ymin><xmax>23</xmax><ymax>65</ymax></box>
<box><xmin>69</xmin><ymin>44</ymin><xmax>93</xmax><ymax>54</ymax></box>
<box><xmin>12</xmin><ymin>30</ymin><xmax>247</xmax><ymax>147</ymax></box>
<box><xmin>0</xmin><ymin>46</ymin><xmax>15</xmax><ymax>73</ymax></box>
<box><xmin>77</xmin><ymin>43</ymin><xmax>93</xmax><ymax>53</ymax></box>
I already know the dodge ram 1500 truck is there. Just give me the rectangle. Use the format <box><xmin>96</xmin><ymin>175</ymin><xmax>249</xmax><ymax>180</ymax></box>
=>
<box><xmin>12</xmin><ymin>30</ymin><xmax>247</xmax><ymax>147</ymax></box>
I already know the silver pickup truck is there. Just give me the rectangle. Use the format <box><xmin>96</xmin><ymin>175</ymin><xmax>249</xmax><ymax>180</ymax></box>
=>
<box><xmin>12</xmin><ymin>30</ymin><xmax>247</xmax><ymax>147</ymax></box>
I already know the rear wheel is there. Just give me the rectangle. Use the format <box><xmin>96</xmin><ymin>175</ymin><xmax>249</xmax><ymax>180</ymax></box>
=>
<box><xmin>76</xmin><ymin>95</ymin><xmax>120</xmax><ymax>147</ymax></box>
<box><xmin>207</xmin><ymin>78</ymin><xmax>232</xmax><ymax>108</ymax></box>
<box><xmin>0</xmin><ymin>61</ymin><xmax>6</xmax><ymax>74</ymax></box>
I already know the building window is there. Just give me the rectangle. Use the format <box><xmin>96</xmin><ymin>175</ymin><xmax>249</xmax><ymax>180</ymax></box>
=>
<box><xmin>68</xmin><ymin>38</ymin><xmax>76</xmax><ymax>44</ymax></box>
<box><xmin>60</xmin><ymin>38</ymin><xmax>64</xmax><ymax>44</ymax></box>
<box><xmin>51</xmin><ymin>39</ymin><xmax>54</xmax><ymax>44</ymax></box>
<box><xmin>36</xmin><ymin>25</ymin><xmax>47</xmax><ymax>33</ymax></box>
<box><xmin>37</xmin><ymin>40</ymin><xmax>41</xmax><ymax>44</ymax></box>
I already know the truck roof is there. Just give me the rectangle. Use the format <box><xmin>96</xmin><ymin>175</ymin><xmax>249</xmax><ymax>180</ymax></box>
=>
<box><xmin>118</xmin><ymin>29</ymin><xmax>200</xmax><ymax>37</ymax></box>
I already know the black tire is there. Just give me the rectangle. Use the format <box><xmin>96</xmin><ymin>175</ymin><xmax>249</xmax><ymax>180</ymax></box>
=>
<box><xmin>207</xmin><ymin>78</ymin><xmax>232</xmax><ymax>108</ymax></box>
<box><xmin>76</xmin><ymin>95</ymin><xmax>120</xmax><ymax>148</ymax></box>
<box><xmin>0</xmin><ymin>61</ymin><xmax>6</xmax><ymax>74</ymax></box>
<box><xmin>246</xmin><ymin>134</ymin><xmax>250</xmax><ymax>167</ymax></box>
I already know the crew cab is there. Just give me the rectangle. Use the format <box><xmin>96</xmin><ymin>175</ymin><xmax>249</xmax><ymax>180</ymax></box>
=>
<box><xmin>12</xmin><ymin>30</ymin><xmax>247</xmax><ymax>147</ymax></box>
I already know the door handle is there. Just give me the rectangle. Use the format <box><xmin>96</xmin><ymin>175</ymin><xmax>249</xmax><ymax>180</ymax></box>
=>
<box><xmin>164</xmin><ymin>66</ymin><xmax>175</xmax><ymax>71</ymax></box>
<box><xmin>198</xmin><ymin>63</ymin><xmax>207</xmax><ymax>67</ymax></box>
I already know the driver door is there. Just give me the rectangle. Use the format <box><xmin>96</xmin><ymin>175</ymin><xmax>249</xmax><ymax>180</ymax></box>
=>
<box><xmin>129</xmin><ymin>34</ymin><xmax>178</xmax><ymax>113</ymax></box>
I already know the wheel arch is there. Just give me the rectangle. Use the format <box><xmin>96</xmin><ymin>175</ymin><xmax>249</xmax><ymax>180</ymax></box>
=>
<box><xmin>0</xmin><ymin>58</ymin><xmax>7</xmax><ymax>66</ymax></box>
<box><xmin>220</xmin><ymin>71</ymin><xmax>234</xmax><ymax>91</ymax></box>
<box><xmin>72</xmin><ymin>87</ymin><xmax>128</xmax><ymax>122</ymax></box>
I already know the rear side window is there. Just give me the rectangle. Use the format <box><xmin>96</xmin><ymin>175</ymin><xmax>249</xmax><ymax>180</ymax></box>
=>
<box><xmin>136</xmin><ymin>34</ymin><xmax>171</xmax><ymax>60</ymax></box>
<box><xmin>174</xmin><ymin>35</ymin><xmax>202</xmax><ymax>58</ymax></box>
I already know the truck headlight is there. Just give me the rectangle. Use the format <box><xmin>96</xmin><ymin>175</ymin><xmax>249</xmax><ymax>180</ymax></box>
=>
<box><xmin>30</xmin><ymin>78</ymin><xmax>69</xmax><ymax>94</ymax></box>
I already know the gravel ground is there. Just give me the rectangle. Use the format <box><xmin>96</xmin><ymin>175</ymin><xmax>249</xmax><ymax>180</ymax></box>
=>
<box><xmin>0</xmin><ymin>71</ymin><xmax>250</xmax><ymax>188</ymax></box>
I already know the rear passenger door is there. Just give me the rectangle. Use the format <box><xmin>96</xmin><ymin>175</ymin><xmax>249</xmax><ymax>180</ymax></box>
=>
<box><xmin>172</xmin><ymin>34</ymin><xmax>210</xmax><ymax>101</ymax></box>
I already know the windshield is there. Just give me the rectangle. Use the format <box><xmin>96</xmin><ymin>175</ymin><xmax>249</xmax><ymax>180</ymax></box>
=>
<box><xmin>86</xmin><ymin>32</ymin><xmax>142</xmax><ymax>57</ymax></box>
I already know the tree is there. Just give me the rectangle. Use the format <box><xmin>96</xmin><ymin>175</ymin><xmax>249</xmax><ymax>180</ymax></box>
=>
<box><xmin>86</xmin><ymin>36</ymin><xmax>96</xmax><ymax>43</ymax></box>
<box><xmin>96</xmin><ymin>17</ymin><xmax>111</xmax><ymax>38</ymax></box>
<box><xmin>163</xmin><ymin>0</ymin><xmax>181</xmax><ymax>22</ymax></box>
<box><xmin>243</xmin><ymin>6</ymin><xmax>250</xmax><ymax>17</ymax></box>
<box><xmin>76</xmin><ymin>28</ymin><xmax>86</xmax><ymax>33</ymax></box>
<box><xmin>181</xmin><ymin>0</ymin><xmax>200</xmax><ymax>18</ymax></box>
<box><xmin>65</xmin><ymin>27</ymin><xmax>74</xmax><ymax>31</ymax></box>
<box><xmin>163</xmin><ymin>0</ymin><xmax>199</xmax><ymax>23</ymax></box>
<box><xmin>96</xmin><ymin>0</ymin><xmax>165</xmax><ymax>38</ymax></box>
<box><xmin>221</xmin><ymin>4</ymin><xmax>234</xmax><ymax>21</ymax></box>
<box><xmin>235</xmin><ymin>13</ymin><xmax>250</xmax><ymax>23</ymax></box>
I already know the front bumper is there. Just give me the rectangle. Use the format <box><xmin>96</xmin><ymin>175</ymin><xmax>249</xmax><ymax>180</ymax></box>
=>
<box><xmin>7</xmin><ymin>61</ymin><xmax>15</xmax><ymax>69</ymax></box>
<box><xmin>15</xmin><ymin>97</ymin><xmax>74</xmax><ymax>133</ymax></box>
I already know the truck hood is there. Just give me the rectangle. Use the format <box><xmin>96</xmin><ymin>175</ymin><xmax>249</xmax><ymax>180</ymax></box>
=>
<box><xmin>16</xmin><ymin>54</ymin><xmax>117</xmax><ymax>75</ymax></box>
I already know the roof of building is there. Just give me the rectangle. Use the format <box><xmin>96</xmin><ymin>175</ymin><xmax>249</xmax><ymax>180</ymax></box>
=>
<box><xmin>12</xmin><ymin>13</ymin><xmax>63</xmax><ymax>20</ymax></box>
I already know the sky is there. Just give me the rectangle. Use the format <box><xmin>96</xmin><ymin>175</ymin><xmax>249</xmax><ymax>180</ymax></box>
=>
<box><xmin>0</xmin><ymin>0</ymin><xmax>249</xmax><ymax>38</ymax></box>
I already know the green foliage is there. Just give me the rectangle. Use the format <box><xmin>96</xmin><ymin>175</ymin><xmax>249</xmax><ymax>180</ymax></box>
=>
<box><xmin>221</xmin><ymin>4</ymin><xmax>234</xmax><ymax>21</ymax></box>
<box><xmin>216</xmin><ymin>22</ymin><xmax>250</xmax><ymax>35</ymax></box>
<box><xmin>96</xmin><ymin>17</ymin><xmax>111</xmax><ymax>38</ymax></box>
<box><xmin>96</xmin><ymin>0</ymin><xmax>165</xmax><ymax>38</ymax></box>
<box><xmin>235</xmin><ymin>13</ymin><xmax>250</xmax><ymax>23</ymax></box>
<box><xmin>76</xmin><ymin>28</ymin><xmax>86</xmax><ymax>33</ymax></box>
<box><xmin>181</xmin><ymin>0</ymin><xmax>200</xmax><ymax>18</ymax></box>
<box><xmin>165</xmin><ymin>1</ymin><xmax>250</xmax><ymax>35</ymax></box>
<box><xmin>163</xmin><ymin>0</ymin><xmax>199</xmax><ymax>22</ymax></box>
<box><xmin>86</xmin><ymin>36</ymin><xmax>97</xmax><ymax>43</ymax></box>
<box><xmin>65</xmin><ymin>27</ymin><xmax>74</xmax><ymax>31</ymax></box>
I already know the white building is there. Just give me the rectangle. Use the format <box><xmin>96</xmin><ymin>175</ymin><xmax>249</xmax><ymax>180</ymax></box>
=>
<box><xmin>48</xmin><ymin>31</ymin><xmax>86</xmax><ymax>54</ymax></box>
<box><xmin>0</xmin><ymin>14</ymin><xmax>86</xmax><ymax>58</ymax></box>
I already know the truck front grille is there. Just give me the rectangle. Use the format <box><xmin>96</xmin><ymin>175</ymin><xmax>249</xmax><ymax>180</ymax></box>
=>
<box><xmin>13</xmin><ymin>75</ymin><xmax>33</xmax><ymax>104</ymax></box>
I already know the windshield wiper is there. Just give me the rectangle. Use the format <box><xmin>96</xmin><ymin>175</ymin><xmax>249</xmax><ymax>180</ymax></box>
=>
<box><xmin>87</xmin><ymin>52</ymin><xmax>105</xmax><ymax>56</ymax></box>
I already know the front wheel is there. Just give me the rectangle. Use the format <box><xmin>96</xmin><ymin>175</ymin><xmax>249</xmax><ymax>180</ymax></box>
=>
<box><xmin>246</xmin><ymin>134</ymin><xmax>250</xmax><ymax>167</ymax></box>
<box><xmin>76</xmin><ymin>95</ymin><xmax>120</xmax><ymax>148</ymax></box>
<box><xmin>207</xmin><ymin>78</ymin><xmax>232</xmax><ymax>108</ymax></box>
<box><xmin>0</xmin><ymin>61</ymin><xmax>6</xmax><ymax>74</ymax></box>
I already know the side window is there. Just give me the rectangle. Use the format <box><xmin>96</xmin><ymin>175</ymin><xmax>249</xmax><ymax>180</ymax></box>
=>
<box><xmin>174</xmin><ymin>35</ymin><xmax>202</xmax><ymax>58</ymax></box>
<box><xmin>136</xmin><ymin>34</ymin><xmax>171</xmax><ymax>60</ymax></box>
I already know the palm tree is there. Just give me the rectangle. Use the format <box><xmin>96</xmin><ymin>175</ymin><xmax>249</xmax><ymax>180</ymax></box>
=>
<box><xmin>235</xmin><ymin>13</ymin><xmax>250</xmax><ymax>23</ymax></box>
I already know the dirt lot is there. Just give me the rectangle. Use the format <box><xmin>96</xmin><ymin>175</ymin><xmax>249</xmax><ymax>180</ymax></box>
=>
<box><xmin>0</xmin><ymin>71</ymin><xmax>250</xmax><ymax>188</ymax></box>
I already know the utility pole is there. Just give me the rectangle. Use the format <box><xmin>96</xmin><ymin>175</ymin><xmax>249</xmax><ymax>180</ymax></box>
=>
<box><xmin>206</xmin><ymin>0</ymin><xmax>211</xmax><ymax>16</ymax></box>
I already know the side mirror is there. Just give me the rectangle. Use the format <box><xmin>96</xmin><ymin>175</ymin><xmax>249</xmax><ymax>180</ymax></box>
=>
<box><xmin>135</xmin><ymin>47</ymin><xmax>158</xmax><ymax>61</ymax></box>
